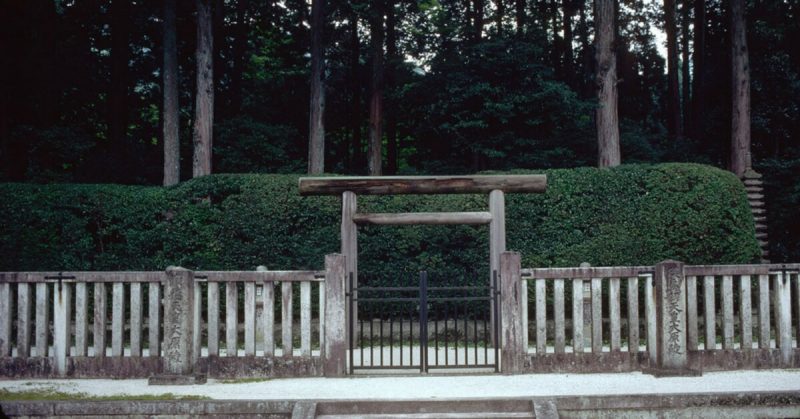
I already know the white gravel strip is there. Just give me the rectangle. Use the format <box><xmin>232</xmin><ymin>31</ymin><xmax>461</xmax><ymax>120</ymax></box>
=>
<box><xmin>2</xmin><ymin>369</ymin><xmax>800</xmax><ymax>400</ymax></box>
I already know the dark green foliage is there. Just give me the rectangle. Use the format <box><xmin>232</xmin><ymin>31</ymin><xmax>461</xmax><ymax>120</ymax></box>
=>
<box><xmin>758</xmin><ymin>158</ymin><xmax>800</xmax><ymax>263</ymax></box>
<box><xmin>0</xmin><ymin>164</ymin><xmax>760</xmax><ymax>281</ymax></box>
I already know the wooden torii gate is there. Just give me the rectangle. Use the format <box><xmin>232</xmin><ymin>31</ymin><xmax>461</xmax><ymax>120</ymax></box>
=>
<box><xmin>299</xmin><ymin>174</ymin><xmax>547</xmax><ymax>332</ymax></box>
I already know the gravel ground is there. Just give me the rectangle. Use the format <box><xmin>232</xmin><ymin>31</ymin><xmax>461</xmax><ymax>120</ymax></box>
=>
<box><xmin>1</xmin><ymin>369</ymin><xmax>799</xmax><ymax>400</ymax></box>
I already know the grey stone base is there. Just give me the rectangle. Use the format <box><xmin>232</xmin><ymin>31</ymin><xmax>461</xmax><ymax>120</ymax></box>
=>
<box><xmin>148</xmin><ymin>373</ymin><xmax>207</xmax><ymax>385</ymax></box>
<box><xmin>642</xmin><ymin>366</ymin><xmax>702</xmax><ymax>377</ymax></box>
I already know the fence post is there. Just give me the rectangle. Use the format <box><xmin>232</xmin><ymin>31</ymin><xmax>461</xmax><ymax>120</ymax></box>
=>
<box><xmin>645</xmin><ymin>260</ymin><xmax>700</xmax><ymax>376</ymax></box>
<box><xmin>775</xmin><ymin>271</ymin><xmax>793</xmax><ymax>365</ymax></box>
<box><xmin>148</xmin><ymin>267</ymin><xmax>206</xmax><ymax>385</ymax></box>
<box><xmin>53</xmin><ymin>281</ymin><xmax>72</xmax><ymax>376</ymax></box>
<box><xmin>323</xmin><ymin>253</ymin><xmax>347</xmax><ymax>377</ymax></box>
<box><xmin>500</xmin><ymin>251</ymin><xmax>525</xmax><ymax>374</ymax></box>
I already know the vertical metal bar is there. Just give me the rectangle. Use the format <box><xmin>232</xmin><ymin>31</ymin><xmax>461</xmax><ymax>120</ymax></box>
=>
<box><xmin>420</xmin><ymin>271</ymin><xmax>428</xmax><ymax>372</ymax></box>
<box><xmin>399</xmin><ymin>299</ymin><xmax>404</xmax><ymax>366</ymax></box>
<box><xmin>483</xmin><ymin>297</ymin><xmax>488</xmax><ymax>365</ymax></box>
<box><xmin>463</xmin><ymin>287</ymin><xmax>468</xmax><ymax>365</ymax></box>
<box><xmin>408</xmin><ymin>305</ymin><xmax>414</xmax><ymax>367</ymax></box>
<box><xmin>380</xmin><ymin>296</ymin><xmax>384</xmax><ymax>367</ymax></box>
<box><xmin>360</xmin><ymin>312</ymin><xmax>364</xmax><ymax>366</ymax></box>
<box><xmin>389</xmin><ymin>312</ymin><xmax>394</xmax><ymax>366</ymax></box>
<box><xmin>493</xmin><ymin>270</ymin><xmax>500</xmax><ymax>373</ymax></box>
<box><xmin>348</xmin><ymin>273</ymin><xmax>354</xmax><ymax>374</ymax></box>
<box><xmin>473</xmin><ymin>303</ymin><xmax>478</xmax><ymax>366</ymax></box>
<box><xmin>369</xmin><ymin>301</ymin><xmax>374</xmax><ymax>367</ymax></box>
<box><xmin>434</xmin><ymin>295</ymin><xmax>439</xmax><ymax>367</ymax></box>
<box><xmin>444</xmin><ymin>296</ymin><xmax>448</xmax><ymax>366</ymax></box>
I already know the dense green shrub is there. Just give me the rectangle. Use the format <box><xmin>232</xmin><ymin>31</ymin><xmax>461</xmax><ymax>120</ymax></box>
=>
<box><xmin>0</xmin><ymin>164</ymin><xmax>761</xmax><ymax>284</ymax></box>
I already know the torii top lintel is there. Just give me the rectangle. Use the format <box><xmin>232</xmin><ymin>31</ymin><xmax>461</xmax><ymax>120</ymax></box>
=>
<box><xmin>298</xmin><ymin>174</ymin><xmax>547</xmax><ymax>196</ymax></box>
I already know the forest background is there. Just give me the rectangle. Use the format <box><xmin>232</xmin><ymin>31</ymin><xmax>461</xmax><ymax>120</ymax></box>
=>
<box><xmin>1</xmin><ymin>0</ymin><xmax>798</xmax><ymax>263</ymax></box>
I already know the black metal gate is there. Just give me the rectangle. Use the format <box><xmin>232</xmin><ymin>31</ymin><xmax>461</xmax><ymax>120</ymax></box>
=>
<box><xmin>347</xmin><ymin>271</ymin><xmax>500</xmax><ymax>373</ymax></box>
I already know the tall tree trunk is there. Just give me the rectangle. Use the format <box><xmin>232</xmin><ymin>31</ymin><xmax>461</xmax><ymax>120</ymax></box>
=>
<box><xmin>307</xmin><ymin>0</ymin><xmax>326</xmax><ymax>174</ymax></box>
<box><xmin>110</xmin><ymin>0</ymin><xmax>131</xmax><ymax>171</ymax></box>
<box><xmin>563</xmin><ymin>0</ymin><xmax>575</xmax><ymax>86</ymax></box>
<box><xmin>474</xmin><ymin>0</ymin><xmax>484</xmax><ymax>41</ymax></box>
<box><xmin>691</xmin><ymin>0</ymin><xmax>705</xmax><ymax>140</ymax></box>
<box><xmin>193</xmin><ymin>0</ymin><xmax>214</xmax><ymax>178</ymax></box>
<box><xmin>730</xmin><ymin>0</ymin><xmax>751</xmax><ymax>176</ymax></box>
<box><xmin>664</xmin><ymin>0</ymin><xmax>682</xmax><ymax>138</ymax></box>
<box><xmin>385</xmin><ymin>1</ymin><xmax>398</xmax><ymax>175</ymax></box>
<box><xmin>551</xmin><ymin>0</ymin><xmax>561</xmax><ymax>72</ymax></box>
<box><xmin>367</xmin><ymin>2</ymin><xmax>384</xmax><ymax>176</ymax></box>
<box><xmin>595</xmin><ymin>0</ymin><xmax>620</xmax><ymax>167</ymax></box>
<box><xmin>349</xmin><ymin>13</ymin><xmax>363</xmax><ymax>172</ymax></box>
<box><xmin>680</xmin><ymin>0</ymin><xmax>690</xmax><ymax>136</ymax></box>
<box><xmin>578</xmin><ymin>0</ymin><xmax>592</xmax><ymax>97</ymax></box>
<box><xmin>213</xmin><ymin>0</ymin><xmax>225</xmax><ymax>117</ymax></box>
<box><xmin>515</xmin><ymin>0</ymin><xmax>525</xmax><ymax>36</ymax></box>
<box><xmin>495</xmin><ymin>0</ymin><xmax>504</xmax><ymax>34</ymax></box>
<box><xmin>163</xmin><ymin>0</ymin><xmax>180</xmax><ymax>186</ymax></box>
<box><xmin>231</xmin><ymin>0</ymin><xmax>249</xmax><ymax>113</ymax></box>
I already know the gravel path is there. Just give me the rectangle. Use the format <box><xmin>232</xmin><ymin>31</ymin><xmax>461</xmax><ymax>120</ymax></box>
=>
<box><xmin>2</xmin><ymin>369</ymin><xmax>799</xmax><ymax>400</ymax></box>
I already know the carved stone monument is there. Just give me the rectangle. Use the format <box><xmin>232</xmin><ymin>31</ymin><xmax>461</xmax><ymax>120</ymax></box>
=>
<box><xmin>645</xmin><ymin>260</ymin><xmax>701</xmax><ymax>377</ymax></box>
<box><xmin>148</xmin><ymin>267</ymin><xmax>206</xmax><ymax>385</ymax></box>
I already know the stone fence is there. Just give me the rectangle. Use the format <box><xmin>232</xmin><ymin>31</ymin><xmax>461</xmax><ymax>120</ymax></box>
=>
<box><xmin>502</xmin><ymin>254</ymin><xmax>800</xmax><ymax>375</ymax></box>
<box><xmin>1</xmin><ymin>252</ymin><xmax>798</xmax><ymax>379</ymax></box>
<box><xmin>0</xmin><ymin>254</ymin><xmax>347</xmax><ymax>381</ymax></box>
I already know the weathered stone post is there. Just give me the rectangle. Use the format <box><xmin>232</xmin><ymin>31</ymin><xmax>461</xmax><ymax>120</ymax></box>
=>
<box><xmin>148</xmin><ymin>267</ymin><xmax>206</xmax><ymax>385</ymax></box>
<box><xmin>323</xmin><ymin>254</ymin><xmax>347</xmax><ymax>376</ymax></box>
<box><xmin>645</xmin><ymin>260</ymin><xmax>700</xmax><ymax>376</ymax></box>
<box><xmin>500</xmin><ymin>251</ymin><xmax>525</xmax><ymax>374</ymax></box>
<box><xmin>53</xmin><ymin>281</ymin><xmax>72</xmax><ymax>377</ymax></box>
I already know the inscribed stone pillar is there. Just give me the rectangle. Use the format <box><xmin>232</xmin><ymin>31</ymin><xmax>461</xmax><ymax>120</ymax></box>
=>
<box><xmin>649</xmin><ymin>260</ymin><xmax>699</xmax><ymax>376</ymax></box>
<box><xmin>149</xmin><ymin>267</ymin><xmax>206</xmax><ymax>385</ymax></box>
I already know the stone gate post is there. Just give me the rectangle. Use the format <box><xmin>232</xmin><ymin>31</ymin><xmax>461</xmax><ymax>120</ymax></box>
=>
<box><xmin>500</xmin><ymin>251</ymin><xmax>525</xmax><ymax>374</ymax></box>
<box><xmin>323</xmin><ymin>253</ymin><xmax>347</xmax><ymax>377</ymax></box>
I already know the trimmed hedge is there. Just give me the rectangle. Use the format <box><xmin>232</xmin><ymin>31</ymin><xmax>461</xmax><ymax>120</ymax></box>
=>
<box><xmin>0</xmin><ymin>164</ymin><xmax>761</xmax><ymax>284</ymax></box>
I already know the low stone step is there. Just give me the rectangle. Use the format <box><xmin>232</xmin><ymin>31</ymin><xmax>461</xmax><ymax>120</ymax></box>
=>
<box><xmin>744</xmin><ymin>180</ymin><xmax>763</xmax><ymax>187</ymax></box>
<box><xmin>752</xmin><ymin>208</ymin><xmax>767</xmax><ymax>215</ymax></box>
<box><xmin>754</xmin><ymin>216</ymin><xmax>767</xmax><ymax>222</ymax></box>
<box><xmin>749</xmin><ymin>201</ymin><xmax>765</xmax><ymax>208</ymax></box>
<box><xmin>315</xmin><ymin>400</ymin><xmax>537</xmax><ymax>419</ymax></box>
<box><xmin>756</xmin><ymin>233</ymin><xmax>768</xmax><ymax>240</ymax></box>
<box><xmin>758</xmin><ymin>240</ymin><xmax>769</xmax><ymax>247</ymax></box>
<box><xmin>747</xmin><ymin>193</ymin><xmax>764</xmax><ymax>200</ymax></box>
<box><xmin>317</xmin><ymin>413</ymin><xmax>534</xmax><ymax>419</ymax></box>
